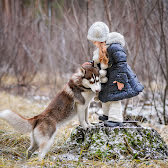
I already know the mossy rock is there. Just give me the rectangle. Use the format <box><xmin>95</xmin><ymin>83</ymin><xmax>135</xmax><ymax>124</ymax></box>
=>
<box><xmin>65</xmin><ymin>123</ymin><xmax>168</xmax><ymax>160</ymax></box>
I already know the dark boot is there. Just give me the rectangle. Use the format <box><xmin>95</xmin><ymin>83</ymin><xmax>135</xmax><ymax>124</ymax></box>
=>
<box><xmin>104</xmin><ymin>120</ymin><xmax>123</xmax><ymax>127</ymax></box>
<box><xmin>99</xmin><ymin>115</ymin><xmax>108</xmax><ymax>121</ymax></box>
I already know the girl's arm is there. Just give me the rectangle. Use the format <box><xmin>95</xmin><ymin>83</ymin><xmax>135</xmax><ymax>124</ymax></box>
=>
<box><xmin>108</xmin><ymin>44</ymin><xmax>128</xmax><ymax>85</ymax></box>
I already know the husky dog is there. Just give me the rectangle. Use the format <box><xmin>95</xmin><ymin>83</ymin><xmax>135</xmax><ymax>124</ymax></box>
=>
<box><xmin>0</xmin><ymin>62</ymin><xmax>101</xmax><ymax>160</ymax></box>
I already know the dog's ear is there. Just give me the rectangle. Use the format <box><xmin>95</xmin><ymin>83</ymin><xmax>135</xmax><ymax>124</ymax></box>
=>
<box><xmin>81</xmin><ymin>62</ymin><xmax>91</xmax><ymax>76</ymax></box>
<box><xmin>80</xmin><ymin>67</ymin><xmax>85</xmax><ymax>76</ymax></box>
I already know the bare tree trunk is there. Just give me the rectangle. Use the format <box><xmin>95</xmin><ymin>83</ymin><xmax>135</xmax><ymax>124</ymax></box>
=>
<box><xmin>2</xmin><ymin>0</ymin><xmax>11</xmax><ymax>19</ymax></box>
<box><xmin>158</xmin><ymin>0</ymin><xmax>168</xmax><ymax>124</ymax></box>
<box><xmin>163</xmin><ymin>84</ymin><xmax>168</xmax><ymax>124</ymax></box>
<box><xmin>87</xmin><ymin>0</ymin><xmax>90</xmax><ymax>57</ymax></box>
<box><xmin>103</xmin><ymin>0</ymin><xmax>112</xmax><ymax>29</ymax></box>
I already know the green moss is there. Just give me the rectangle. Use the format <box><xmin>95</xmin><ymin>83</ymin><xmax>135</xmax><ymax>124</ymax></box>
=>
<box><xmin>113</xmin><ymin>128</ymin><xmax>119</xmax><ymax>135</ymax></box>
<box><xmin>64</xmin><ymin>124</ymin><xmax>168</xmax><ymax>161</ymax></box>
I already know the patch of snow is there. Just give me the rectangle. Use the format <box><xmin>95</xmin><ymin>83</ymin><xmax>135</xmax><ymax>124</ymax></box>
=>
<box><xmin>33</xmin><ymin>95</ymin><xmax>49</xmax><ymax>101</ymax></box>
<box><xmin>52</xmin><ymin>153</ymin><xmax>79</xmax><ymax>161</ymax></box>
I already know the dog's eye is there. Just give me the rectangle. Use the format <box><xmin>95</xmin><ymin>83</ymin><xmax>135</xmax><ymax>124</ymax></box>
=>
<box><xmin>89</xmin><ymin>78</ymin><xmax>94</xmax><ymax>84</ymax></box>
<box><xmin>89</xmin><ymin>81</ymin><xmax>94</xmax><ymax>84</ymax></box>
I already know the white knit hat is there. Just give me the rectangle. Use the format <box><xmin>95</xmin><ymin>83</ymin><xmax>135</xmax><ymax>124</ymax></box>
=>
<box><xmin>87</xmin><ymin>22</ymin><xmax>109</xmax><ymax>42</ymax></box>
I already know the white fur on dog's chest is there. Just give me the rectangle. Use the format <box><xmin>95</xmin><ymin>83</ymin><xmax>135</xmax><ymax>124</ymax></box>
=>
<box><xmin>82</xmin><ymin>91</ymin><xmax>95</xmax><ymax>106</ymax></box>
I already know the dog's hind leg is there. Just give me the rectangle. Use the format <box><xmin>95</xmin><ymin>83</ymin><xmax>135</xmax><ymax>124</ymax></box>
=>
<box><xmin>38</xmin><ymin>131</ymin><xmax>57</xmax><ymax>160</ymax></box>
<box><xmin>27</xmin><ymin>132</ymin><xmax>38</xmax><ymax>159</ymax></box>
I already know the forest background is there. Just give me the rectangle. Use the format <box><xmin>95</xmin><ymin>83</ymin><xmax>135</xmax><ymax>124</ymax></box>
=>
<box><xmin>1</xmin><ymin>0</ymin><xmax>168</xmax><ymax>124</ymax></box>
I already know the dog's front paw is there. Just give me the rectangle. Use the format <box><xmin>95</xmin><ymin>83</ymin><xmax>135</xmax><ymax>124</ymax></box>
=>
<box><xmin>87</xmin><ymin>123</ymin><xmax>94</xmax><ymax>127</ymax></box>
<box><xmin>81</xmin><ymin>122</ymin><xmax>90</xmax><ymax>130</ymax></box>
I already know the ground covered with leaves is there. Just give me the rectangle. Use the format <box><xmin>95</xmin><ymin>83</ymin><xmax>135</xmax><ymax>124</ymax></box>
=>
<box><xmin>0</xmin><ymin>91</ymin><xmax>168</xmax><ymax>168</ymax></box>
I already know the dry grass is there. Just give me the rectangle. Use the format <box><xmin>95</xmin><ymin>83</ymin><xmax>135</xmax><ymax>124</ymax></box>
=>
<box><xmin>0</xmin><ymin>73</ymin><xmax>69</xmax><ymax>98</ymax></box>
<box><xmin>0</xmin><ymin>91</ymin><xmax>168</xmax><ymax>168</ymax></box>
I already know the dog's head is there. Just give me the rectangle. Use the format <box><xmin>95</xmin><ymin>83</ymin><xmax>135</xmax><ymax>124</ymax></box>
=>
<box><xmin>80</xmin><ymin>62</ymin><xmax>101</xmax><ymax>93</ymax></box>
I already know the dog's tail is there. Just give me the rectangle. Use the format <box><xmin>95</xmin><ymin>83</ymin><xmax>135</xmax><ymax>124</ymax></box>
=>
<box><xmin>0</xmin><ymin>109</ymin><xmax>32</xmax><ymax>133</ymax></box>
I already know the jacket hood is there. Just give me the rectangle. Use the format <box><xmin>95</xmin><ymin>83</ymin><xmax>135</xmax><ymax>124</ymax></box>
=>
<box><xmin>106</xmin><ymin>32</ymin><xmax>125</xmax><ymax>47</ymax></box>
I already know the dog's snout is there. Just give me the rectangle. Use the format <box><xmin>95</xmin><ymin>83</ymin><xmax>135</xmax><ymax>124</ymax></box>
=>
<box><xmin>96</xmin><ymin>89</ymin><xmax>100</xmax><ymax>93</ymax></box>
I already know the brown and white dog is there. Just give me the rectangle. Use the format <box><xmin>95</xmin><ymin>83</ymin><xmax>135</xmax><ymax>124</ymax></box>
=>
<box><xmin>0</xmin><ymin>62</ymin><xmax>101</xmax><ymax>160</ymax></box>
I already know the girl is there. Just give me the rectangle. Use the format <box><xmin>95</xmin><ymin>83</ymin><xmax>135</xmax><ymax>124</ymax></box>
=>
<box><xmin>87</xmin><ymin>22</ymin><xmax>144</xmax><ymax>127</ymax></box>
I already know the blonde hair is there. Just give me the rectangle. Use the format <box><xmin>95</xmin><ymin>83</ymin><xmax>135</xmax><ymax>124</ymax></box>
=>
<box><xmin>99</xmin><ymin>42</ymin><xmax>108</xmax><ymax>65</ymax></box>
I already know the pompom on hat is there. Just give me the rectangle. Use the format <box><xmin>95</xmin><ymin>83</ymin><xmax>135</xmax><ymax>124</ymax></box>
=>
<box><xmin>87</xmin><ymin>22</ymin><xmax>109</xmax><ymax>42</ymax></box>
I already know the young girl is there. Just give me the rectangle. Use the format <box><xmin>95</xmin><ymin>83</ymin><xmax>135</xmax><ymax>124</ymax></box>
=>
<box><xmin>87</xmin><ymin>22</ymin><xmax>144</xmax><ymax>127</ymax></box>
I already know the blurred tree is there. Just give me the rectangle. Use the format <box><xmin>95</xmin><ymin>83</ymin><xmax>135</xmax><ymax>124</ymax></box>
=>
<box><xmin>0</xmin><ymin>0</ymin><xmax>167</xmax><ymax>122</ymax></box>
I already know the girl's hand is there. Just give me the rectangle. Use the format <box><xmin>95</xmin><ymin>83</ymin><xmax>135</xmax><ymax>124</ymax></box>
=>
<box><xmin>113</xmin><ymin>81</ymin><xmax>124</xmax><ymax>90</ymax></box>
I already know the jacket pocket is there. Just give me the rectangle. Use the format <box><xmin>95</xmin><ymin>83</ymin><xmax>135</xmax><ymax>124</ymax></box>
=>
<box><xmin>115</xmin><ymin>73</ymin><xmax>128</xmax><ymax>84</ymax></box>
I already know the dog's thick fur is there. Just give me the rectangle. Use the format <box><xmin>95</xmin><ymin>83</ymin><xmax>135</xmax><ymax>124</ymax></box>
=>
<box><xmin>0</xmin><ymin>63</ymin><xmax>101</xmax><ymax>160</ymax></box>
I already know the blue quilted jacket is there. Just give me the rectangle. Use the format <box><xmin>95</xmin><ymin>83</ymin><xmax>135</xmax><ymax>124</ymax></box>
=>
<box><xmin>98</xmin><ymin>43</ymin><xmax>144</xmax><ymax>102</ymax></box>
